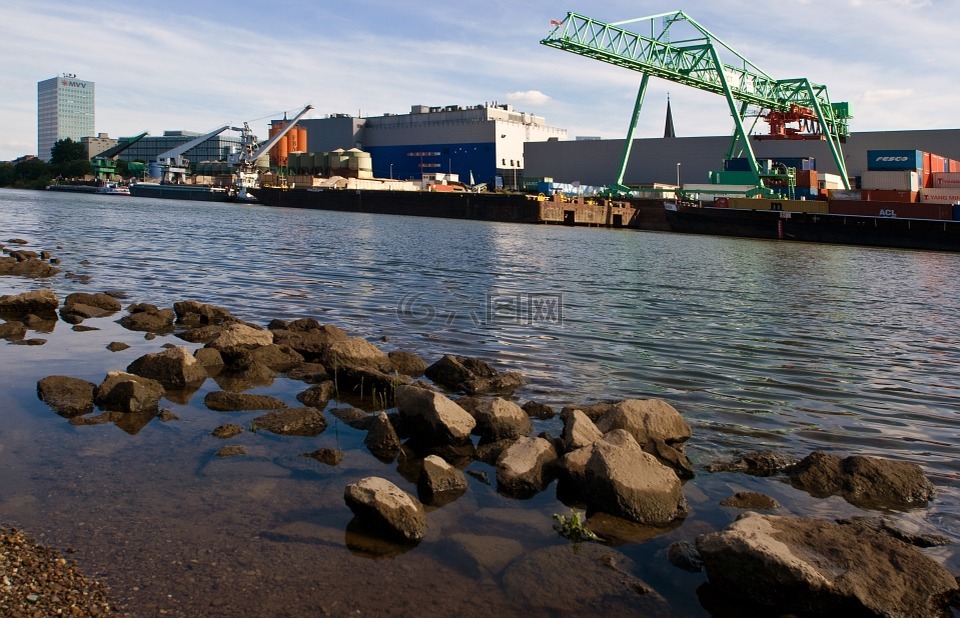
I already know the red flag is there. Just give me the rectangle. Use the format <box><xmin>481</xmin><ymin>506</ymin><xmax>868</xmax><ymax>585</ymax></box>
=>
<box><xmin>550</xmin><ymin>19</ymin><xmax>562</xmax><ymax>26</ymax></box>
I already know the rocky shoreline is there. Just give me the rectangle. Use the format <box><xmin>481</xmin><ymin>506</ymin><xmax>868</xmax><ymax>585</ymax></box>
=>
<box><xmin>2</xmin><ymin>239</ymin><xmax>959</xmax><ymax>616</ymax></box>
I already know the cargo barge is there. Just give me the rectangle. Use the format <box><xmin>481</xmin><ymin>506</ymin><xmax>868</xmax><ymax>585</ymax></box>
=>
<box><xmin>249</xmin><ymin>186</ymin><xmax>671</xmax><ymax>230</ymax></box>
<box><xmin>664</xmin><ymin>201</ymin><xmax>960</xmax><ymax>252</ymax></box>
<box><xmin>129</xmin><ymin>183</ymin><xmax>232</xmax><ymax>202</ymax></box>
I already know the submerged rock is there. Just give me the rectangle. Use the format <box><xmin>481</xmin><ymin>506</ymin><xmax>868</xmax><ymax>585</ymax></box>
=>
<box><xmin>785</xmin><ymin>450</ymin><xmax>936</xmax><ymax>510</ymax></box>
<box><xmin>250</xmin><ymin>407</ymin><xmax>327</xmax><ymax>436</ymax></box>
<box><xmin>204</xmin><ymin>391</ymin><xmax>288</xmax><ymax>412</ymax></box>
<box><xmin>37</xmin><ymin>375</ymin><xmax>96</xmax><ymax>417</ymax></box>
<box><xmin>719</xmin><ymin>491</ymin><xmax>780</xmax><ymax>510</ymax></box>
<box><xmin>705</xmin><ymin>450</ymin><xmax>796</xmax><ymax>476</ymax></box>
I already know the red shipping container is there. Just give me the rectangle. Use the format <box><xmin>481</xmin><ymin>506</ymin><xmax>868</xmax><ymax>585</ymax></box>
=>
<box><xmin>795</xmin><ymin>169</ymin><xmax>818</xmax><ymax>188</ymax></box>
<box><xmin>923</xmin><ymin>171</ymin><xmax>933</xmax><ymax>188</ymax></box>
<box><xmin>828</xmin><ymin>200</ymin><xmax>952</xmax><ymax>220</ymax></box>
<box><xmin>861</xmin><ymin>189</ymin><xmax>917</xmax><ymax>202</ymax></box>
<box><xmin>951</xmin><ymin>160</ymin><xmax>960</xmax><ymax>173</ymax></box>
<box><xmin>931</xmin><ymin>154</ymin><xmax>946</xmax><ymax>173</ymax></box>
<box><xmin>923</xmin><ymin>151</ymin><xmax>932</xmax><ymax>172</ymax></box>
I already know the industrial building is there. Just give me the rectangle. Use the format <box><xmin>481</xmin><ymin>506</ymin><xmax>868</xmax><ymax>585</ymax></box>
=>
<box><xmin>37</xmin><ymin>74</ymin><xmax>95</xmax><ymax>162</ymax></box>
<box><xmin>117</xmin><ymin>131</ymin><xmax>244</xmax><ymax>166</ymax></box>
<box><xmin>298</xmin><ymin>103</ymin><xmax>566</xmax><ymax>188</ymax></box>
<box><xmin>81</xmin><ymin>133</ymin><xmax>118</xmax><ymax>159</ymax></box>
<box><xmin>524</xmin><ymin>129</ymin><xmax>960</xmax><ymax>189</ymax></box>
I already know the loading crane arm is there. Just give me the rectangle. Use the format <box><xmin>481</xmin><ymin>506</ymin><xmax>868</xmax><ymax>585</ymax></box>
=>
<box><xmin>231</xmin><ymin>104</ymin><xmax>314</xmax><ymax>172</ymax></box>
<box><xmin>155</xmin><ymin>125</ymin><xmax>231</xmax><ymax>168</ymax></box>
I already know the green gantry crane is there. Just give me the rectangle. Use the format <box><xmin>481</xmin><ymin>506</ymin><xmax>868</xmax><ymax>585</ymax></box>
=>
<box><xmin>541</xmin><ymin>11</ymin><xmax>852</xmax><ymax>194</ymax></box>
<box><xmin>90</xmin><ymin>132</ymin><xmax>149</xmax><ymax>181</ymax></box>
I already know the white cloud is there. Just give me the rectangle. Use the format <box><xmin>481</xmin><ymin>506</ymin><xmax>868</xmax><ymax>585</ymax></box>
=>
<box><xmin>505</xmin><ymin>90</ymin><xmax>552</xmax><ymax>106</ymax></box>
<box><xmin>861</xmin><ymin>89</ymin><xmax>914</xmax><ymax>102</ymax></box>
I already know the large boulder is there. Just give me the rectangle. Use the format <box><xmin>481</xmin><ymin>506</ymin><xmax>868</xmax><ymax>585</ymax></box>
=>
<box><xmin>495</xmin><ymin>436</ymin><xmax>557</xmax><ymax>498</ymax></box>
<box><xmin>473</xmin><ymin>398</ymin><xmax>533</xmax><ymax>442</ymax></box>
<box><xmin>173</xmin><ymin>300</ymin><xmax>238</xmax><ymax>327</ymax></box>
<box><xmin>696</xmin><ymin>512</ymin><xmax>959</xmax><ymax>617</ymax></box>
<box><xmin>395</xmin><ymin>385</ymin><xmax>475</xmax><ymax>444</ymax></box>
<box><xmin>320</xmin><ymin>337</ymin><xmax>392</xmax><ymax>372</ymax></box>
<box><xmin>205</xmin><ymin>323</ymin><xmax>273</xmax><ymax>355</ymax></box>
<box><xmin>343</xmin><ymin>476</ymin><xmax>427</xmax><ymax>543</ymax></box>
<box><xmin>332</xmin><ymin>365</ymin><xmax>412</xmax><ymax>407</ymax></box>
<box><xmin>118</xmin><ymin>304</ymin><xmax>175</xmax><ymax>333</ymax></box>
<box><xmin>560</xmin><ymin>408</ymin><xmax>603</xmax><ymax>452</ymax></box>
<box><xmin>583</xmin><ymin>430</ymin><xmax>687</xmax><ymax>525</ymax></box>
<box><xmin>424</xmin><ymin>355</ymin><xmax>525</xmax><ymax>395</ymax></box>
<box><xmin>595</xmin><ymin>399</ymin><xmax>691</xmax><ymax>445</ymax></box>
<box><xmin>270</xmin><ymin>323</ymin><xmax>349</xmax><ymax>359</ymax></box>
<box><xmin>221</xmin><ymin>344</ymin><xmax>304</xmax><ymax>371</ymax></box>
<box><xmin>37</xmin><ymin>375</ymin><xmax>96</xmax><ymax>417</ymax></box>
<box><xmin>127</xmin><ymin>346</ymin><xmax>208</xmax><ymax>388</ymax></box>
<box><xmin>250</xmin><ymin>407</ymin><xmax>327</xmax><ymax>436</ymax></box>
<box><xmin>364</xmin><ymin>411</ymin><xmax>401</xmax><ymax>461</ymax></box>
<box><xmin>0</xmin><ymin>290</ymin><xmax>58</xmax><ymax>314</ymax></box>
<box><xmin>785</xmin><ymin>450</ymin><xmax>936</xmax><ymax>510</ymax></box>
<box><xmin>64</xmin><ymin>292</ymin><xmax>121</xmax><ymax>312</ymax></box>
<box><xmin>417</xmin><ymin>454</ymin><xmax>468</xmax><ymax>506</ymax></box>
<box><xmin>95</xmin><ymin>371</ymin><xmax>166</xmax><ymax>413</ymax></box>
<box><xmin>387</xmin><ymin>350</ymin><xmax>428</xmax><ymax>376</ymax></box>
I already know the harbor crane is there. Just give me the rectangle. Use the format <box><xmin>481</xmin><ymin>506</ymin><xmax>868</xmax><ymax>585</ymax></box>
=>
<box><xmin>541</xmin><ymin>11</ymin><xmax>852</xmax><ymax>194</ymax></box>
<box><xmin>228</xmin><ymin>104</ymin><xmax>313</xmax><ymax>199</ymax></box>
<box><xmin>149</xmin><ymin>125</ymin><xmax>231</xmax><ymax>183</ymax></box>
<box><xmin>89</xmin><ymin>131</ymin><xmax>148</xmax><ymax>181</ymax></box>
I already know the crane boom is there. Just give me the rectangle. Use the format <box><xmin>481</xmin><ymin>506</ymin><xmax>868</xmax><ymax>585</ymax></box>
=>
<box><xmin>156</xmin><ymin>125</ymin><xmax>230</xmax><ymax>167</ymax></box>
<box><xmin>541</xmin><ymin>11</ymin><xmax>851</xmax><ymax>191</ymax></box>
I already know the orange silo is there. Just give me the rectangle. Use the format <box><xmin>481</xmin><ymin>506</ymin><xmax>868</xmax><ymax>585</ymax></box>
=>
<box><xmin>297</xmin><ymin>128</ymin><xmax>307</xmax><ymax>153</ymax></box>
<box><xmin>288</xmin><ymin>128</ymin><xmax>300</xmax><ymax>153</ymax></box>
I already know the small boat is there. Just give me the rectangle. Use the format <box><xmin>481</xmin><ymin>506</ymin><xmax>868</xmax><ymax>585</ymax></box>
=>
<box><xmin>94</xmin><ymin>184</ymin><xmax>131</xmax><ymax>196</ymax></box>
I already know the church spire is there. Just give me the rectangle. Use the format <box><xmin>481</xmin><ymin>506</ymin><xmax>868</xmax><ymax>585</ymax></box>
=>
<box><xmin>664</xmin><ymin>93</ymin><xmax>676</xmax><ymax>138</ymax></box>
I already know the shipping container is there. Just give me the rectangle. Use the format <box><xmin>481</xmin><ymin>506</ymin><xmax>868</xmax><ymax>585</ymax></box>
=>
<box><xmin>795</xmin><ymin>169</ymin><xmax>818</xmax><ymax>188</ymax></box>
<box><xmin>828</xmin><ymin>200</ymin><xmax>953</xmax><ymax>220</ymax></box>
<box><xmin>828</xmin><ymin>189</ymin><xmax>861</xmax><ymax>200</ymax></box>
<box><xmin>861</xmin><ymin>189</ymin><xmax>917</xmax><ymax>202</ymax></box>
<box><xmin>820</xmin><ymin>173</ymin><xmax>845</xmax><ymax>190</ymax></box>
<box><xmin>931</xmin><ymin>154</ymin><xmax>946</xmax><ymax>174</ymax></box>
<box><xmin>859</xmin><ymin>170</ymin><xmax>919</xmax><ymax>191</ymax></box>
<box><xmin>866</xmin><ymin>149</ymin><xmax>923</xmax><ymax>172</ymax></box>
<box><xmin>919</xmin><ymin>187</ymin><xmax>960</xmax><ymax>204</ymax></box>
<box><xmin>728</xmin><ymin>197</ymin><xmax>828</xmax><ymax>213</ymax></box>
<box><xmin>710</xmin><ymin>170</ymin><xmax>757</xmax><ymax>184</ymax></box>
<box><xmin>954</xmin><ymin>204</ymin><xmax>960</xmax><ymax>221</ymax></box>
<box><xmin>933</xmin><ymin>172</ymin><xmax>960</xmax><ymax>188</ymax></box>
<box><xmin>951</xmin><ymin>160</ymin><xmax>960</xmax><ymax>173</ymax></box>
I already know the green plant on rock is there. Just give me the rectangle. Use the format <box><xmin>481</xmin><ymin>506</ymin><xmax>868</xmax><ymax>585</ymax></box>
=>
<box><xmin>552</xmin><ymin>509</ymin><xmax>601</xmax><ymax>543</ymax></box>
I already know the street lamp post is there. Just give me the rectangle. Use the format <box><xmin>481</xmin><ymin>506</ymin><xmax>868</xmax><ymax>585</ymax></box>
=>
<box><xmin>676</xmin><ymin>162</ymin><xmax>681</xmax><ymax>187</ymax></box>
<box><xmin>389</xmin><ymin>163</ymin><xmax>393</xmax><ymax>180</ymax></box>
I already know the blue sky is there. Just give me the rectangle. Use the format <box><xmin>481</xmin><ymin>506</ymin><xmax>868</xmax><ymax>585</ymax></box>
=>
<box><xmin>2</xmin><ymin>0</ymin><xmax>956</xmax><ymax>160</ymax></box>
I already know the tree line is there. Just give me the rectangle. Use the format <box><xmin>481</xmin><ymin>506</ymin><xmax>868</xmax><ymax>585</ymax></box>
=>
<box><xmin>0</xmin><ymin>139</ymin><xmax>131</xmax><ymax>189</ymax></box>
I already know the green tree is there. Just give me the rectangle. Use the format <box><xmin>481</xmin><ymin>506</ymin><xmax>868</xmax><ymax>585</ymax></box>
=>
<box><xmin>49</xmin><ymin>138</ymin><xmax>88</xmax><ymax>165</ymax></box>
<box><xmin>0</xmin><ymin>162</ymin><xmax>14</xmax><ymax>187</ymax></box>
<box><xmin>13</xmin><ymin>159</ymin><xmax>52</xmax><ymax>189</ymax></box>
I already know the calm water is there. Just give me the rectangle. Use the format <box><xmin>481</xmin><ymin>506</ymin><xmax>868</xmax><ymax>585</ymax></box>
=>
<box><xmin>1</xmin><ymin>187</ymin><xmax>958</xmax><ymax>616</ymax></box>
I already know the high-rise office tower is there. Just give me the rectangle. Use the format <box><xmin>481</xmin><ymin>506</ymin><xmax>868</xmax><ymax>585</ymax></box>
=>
<box><xmin>38</xmin><ymin>73</ymin><xmax>95</xmax><ymax>161</ymax></box>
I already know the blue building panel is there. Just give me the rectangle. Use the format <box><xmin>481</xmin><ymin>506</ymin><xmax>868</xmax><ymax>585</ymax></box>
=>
<box><xmin>366</xmin><ymin>142</ymin><xmax>496</xmax><ymax>184</ymax></box>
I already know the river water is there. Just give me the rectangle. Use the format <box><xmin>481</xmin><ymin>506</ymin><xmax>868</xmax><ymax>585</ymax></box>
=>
<box><xmin>0</xmin><ymin>188</ymin><xmax>958</xmax><ymax>616</ymax></box>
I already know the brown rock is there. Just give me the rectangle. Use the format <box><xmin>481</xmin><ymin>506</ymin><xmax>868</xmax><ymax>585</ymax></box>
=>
<box><xmin>720</xmin><ymin>491</ymin><xmax>780</xmax><ymax>509</ymax></box>
<box><xmin>344</xmin><ymin>476</ymin><xmax>426</xmax><ymax>543</ymax></box>
<box><xmin>0</xmin><ymin>290</ymin><xmax>58</xmax><ymax>314</ymax></box>
<box><xmin>204</xmin><ymin>391</ymin><xmax>288</xmax><ymax>412</ymax></box>
<box><xmin>94</xmin><ymin>371</ymin><xmax>165</xmax><ymax>413</ymax></box>
<box><xmin>387</xmin><ymin>350</ymin><xmax>428</xmax><ymax>376</ymax></box>
<box><xmin>212</xmin><ymin>424</ymin><xmax>244</xmax><ymax>439</ymax></box>
<box><xmin>37</xmin><ymin>375</ymin><xmax>96</xmax><ymax>417</ymax></box>
<box><xmin>127</xmin><ymin>345</ymin><xmax>208</xmax><ymax>388</ymax></box>
<box><xmin>250</xmin><ymin>407</ymin><xmax>327</xmax><ymax>436</ymax></box>
<box><xmin>417</xmin><ymin>454</ymin><xmax>468</xmax><ymax>506</ymax></box>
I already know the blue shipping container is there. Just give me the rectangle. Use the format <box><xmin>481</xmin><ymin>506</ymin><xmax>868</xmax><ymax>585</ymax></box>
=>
<box><xmin>867</xmin><ymin>149</ymin><xmax>923</xmax><ymax>172</ymax></box>
<box><xmin>953</xmin><ymin>204</ymin><xmax>960</xmax><ymax>221</ymax></box>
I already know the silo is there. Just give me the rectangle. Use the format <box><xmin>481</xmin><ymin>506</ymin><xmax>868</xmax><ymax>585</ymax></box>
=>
<box><xmin>287</xmin><ymin>129</ymin><xmax>300</xmax><ymax>153</ymax></box>
<box><xmin>297</xmin><ymin>128</ymin><xmax>307</xmax><ymax>154</ymax></box>
<box><xmin>276</xmin><ymin>134</ymin><xmax>289</xmax><ymax>168</ymax></box>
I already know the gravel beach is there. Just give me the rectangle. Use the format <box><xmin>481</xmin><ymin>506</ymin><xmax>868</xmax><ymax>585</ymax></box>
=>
<box><xmin>1</xmin><ymin>525</ymin><xmax>115</xmax><ymax>617</ymax></box>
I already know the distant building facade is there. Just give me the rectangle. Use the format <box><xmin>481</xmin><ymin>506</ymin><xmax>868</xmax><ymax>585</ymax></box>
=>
<box><xmin>38</xmin><ymin>73</ymin><xmax>95</xmax><ymax>161</ymax></box>
<box><xmin>525</xmin><ymin>129</ymin><xmax>960</xmax><ymax>187</ymax></box>
<box><xmin>82</xmin><ymin>133</ymin><xmax>118</xmax><ymax>159</ymax></box>
<box><xmin>118</xmin><ymin>131</ymin><xmax>244</xmax><ymax>165</ymax></box>
<box><xmin>299</xmin><ymin>103</ymin><xmax>566</xmax><ymax>188</ymax></box>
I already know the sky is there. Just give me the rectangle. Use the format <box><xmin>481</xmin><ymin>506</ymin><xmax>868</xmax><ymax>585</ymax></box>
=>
<box><xmin>2</xmin><ymin>0</ymin><xmax>957</xmax><ymax>161</ymax></box>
